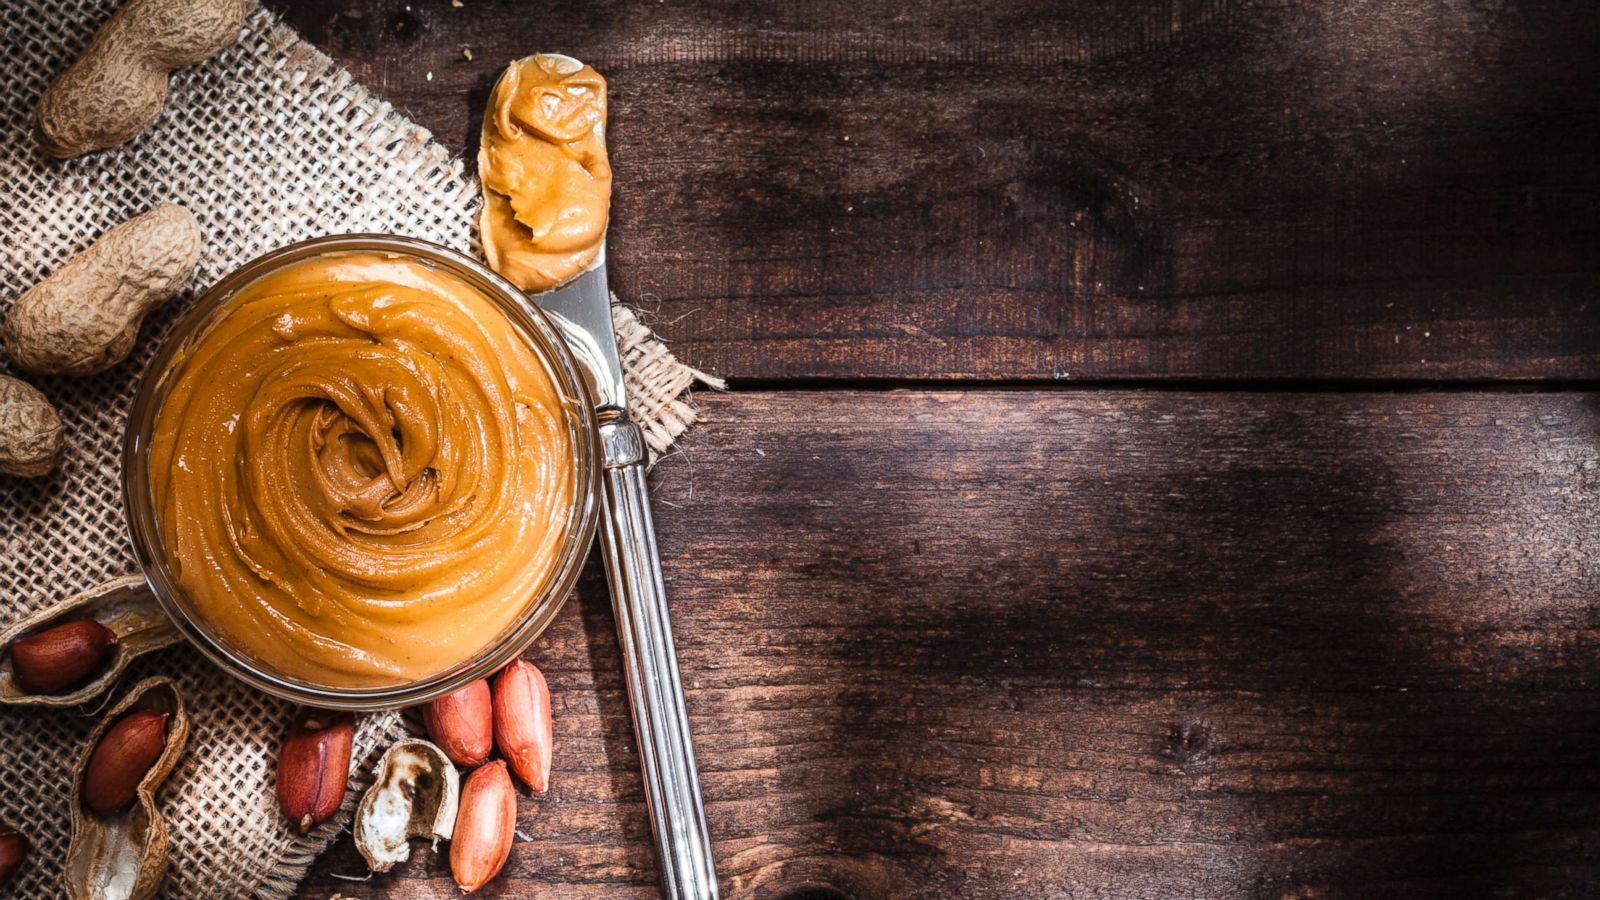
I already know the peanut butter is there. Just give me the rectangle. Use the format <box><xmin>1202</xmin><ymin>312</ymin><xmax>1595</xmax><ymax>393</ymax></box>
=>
<box><xmin>148</xmin><ymin>252</ymin><xmax>576</xmax><ymax>687</ymax></box>
<box><xmin>479</xmin><ymin>54</ymin><xmax>611</xmax><ymax>292</ymax></box>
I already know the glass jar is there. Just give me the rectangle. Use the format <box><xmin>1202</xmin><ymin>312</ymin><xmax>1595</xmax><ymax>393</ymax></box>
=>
<box><xmin>123</xmin><ymin>235</ymin><xmax>601</xmax><ymax>710</ymax></box>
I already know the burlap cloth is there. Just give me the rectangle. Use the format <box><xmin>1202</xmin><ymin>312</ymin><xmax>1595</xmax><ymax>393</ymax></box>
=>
<box><xmin>0</xmin><ymin>2</ymin><xmax>720</xmax><ymax>896</ymax></box>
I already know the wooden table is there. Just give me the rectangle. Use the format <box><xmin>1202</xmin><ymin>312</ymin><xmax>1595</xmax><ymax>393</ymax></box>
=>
<box><xmin>276</xmin><ymin>1</ymin><xmax>1600</xmax><ymax>896</ymax></box>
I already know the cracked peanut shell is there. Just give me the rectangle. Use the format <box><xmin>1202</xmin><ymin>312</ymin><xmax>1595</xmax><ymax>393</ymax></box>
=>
<box><xmin>65</xmin><ymin>677</ymin><xmax>189</xmax><ymax>900</ymax></box>
<box><xmin>0</xmin><ymin>576</ymin><xmax>180</xmax><ymax>707</ymax></box>
<box><xmin>354</xmin><ymin>739</ymin><xmax>460</xmax><ymax>873</ymax></box>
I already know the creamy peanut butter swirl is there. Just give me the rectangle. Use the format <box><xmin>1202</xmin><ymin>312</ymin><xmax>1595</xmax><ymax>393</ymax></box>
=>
<box><xmin>149</xmin><ymin>253</ymin><xmax>575</xmax><ymax>687</ymax></box>
<box><xmin>479</xmin><ymin>54</ymin><xmax>611</xmax><ymax>291</ymax></box>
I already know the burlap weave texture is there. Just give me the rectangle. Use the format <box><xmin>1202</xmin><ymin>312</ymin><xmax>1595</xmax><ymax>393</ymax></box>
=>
<box><xmin>0</xmin><ymin>2</ymin><xmax>714</xmax><ymax>896</ymax></box>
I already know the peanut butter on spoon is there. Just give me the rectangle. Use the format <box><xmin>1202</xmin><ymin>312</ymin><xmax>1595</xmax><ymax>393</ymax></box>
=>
<box><xmin>479</xmin><ymin>54</ymin><xmax>611</xmax><ymax>291</ymax></box>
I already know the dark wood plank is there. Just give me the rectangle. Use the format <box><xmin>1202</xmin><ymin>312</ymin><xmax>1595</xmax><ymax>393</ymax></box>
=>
<box><xmin>263</xmin><ymin>0</ymin><xmax>1600</xmax><ymax>382</ymax></box>
<box><xmin>300</xmin><ymin>390</ymin><xmax>1600</xmax><ymax>898</ymax></box>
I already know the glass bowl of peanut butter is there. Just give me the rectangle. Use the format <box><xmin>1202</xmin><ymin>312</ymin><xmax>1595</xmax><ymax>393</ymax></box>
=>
<box><xmin>122</xmin><ymin>235</ymin><xmax>601</xmax><ymax>710</ymax></box>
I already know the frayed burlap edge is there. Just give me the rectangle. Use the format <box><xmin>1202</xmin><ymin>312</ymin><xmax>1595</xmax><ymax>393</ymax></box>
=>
<box><xmin>614</xmin><ymin>301</ymin><xmax>728</xmax><ymax>461</ymax></box>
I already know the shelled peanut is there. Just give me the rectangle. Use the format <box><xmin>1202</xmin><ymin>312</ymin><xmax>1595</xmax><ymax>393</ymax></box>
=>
<box><xmin>276</xmin><ymin>709</ymin><xmax>354</xmax><ymax>834</ymax></box>
<box><xmin>9</xmin><ymin>619</ymin><xmax>117</xmax><ymax>695</ymax></box>
<box><xmin>424</xmin><ymin>679</ymin><xmax>493</xmax><ymax>767</ymax></box>
<box><xmin>83</xmin><ymin>710</ymin><xmax>169</xmax><ymax>815</ymax></box>
<box><xmin>451</xmin><ymin>761</ymin><xmax>517</xmax><ymax>893</ymax></box>
<box><xmin>0</xmin><ymin>828</ymin><xmax>26</xmax><ymax>890</ymax></box>
<box><xmin>493</xmin><ymin>660</ymin><xmax>552</xmax><ymax>793</ymax></box>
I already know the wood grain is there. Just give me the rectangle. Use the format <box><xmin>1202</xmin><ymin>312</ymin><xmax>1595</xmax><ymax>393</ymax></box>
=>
<box><xmin>264</xmin><ymin>0</ymin><xmax>1600</xmax><ymax>382</ymax></box>
<box><xmin>300</xmin><ymin>390</ymin><xmax>1600</xmax><ymax>898</ymax></box>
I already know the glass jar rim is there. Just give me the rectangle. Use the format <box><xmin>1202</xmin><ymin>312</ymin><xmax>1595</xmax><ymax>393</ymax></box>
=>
<box><xmin>122</xmin><ymin>234</ymin><xmax>602</xmax><ymax>710</ymax></box>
